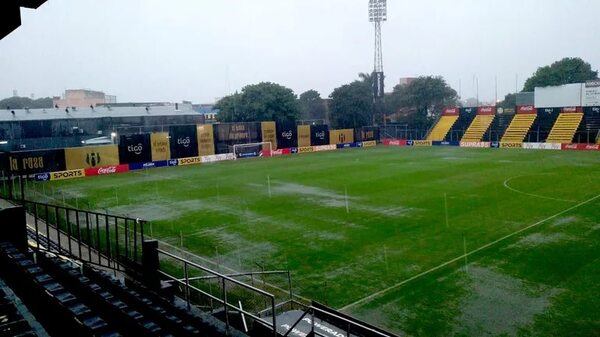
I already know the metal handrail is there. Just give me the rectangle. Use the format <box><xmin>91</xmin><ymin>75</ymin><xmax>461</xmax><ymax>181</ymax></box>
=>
<box><xmin>283</xmin><ymin>305</ymin><xmax>397</xmax><ymax>337</ymax></box>
<box><xmin>157</xmin><ymin>248</ymin><xmax>278</xmax><ymax>337</ymax></box>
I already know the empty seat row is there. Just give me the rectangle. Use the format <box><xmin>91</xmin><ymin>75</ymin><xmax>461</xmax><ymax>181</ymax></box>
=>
<box><xmin>0</xmin><ymin>242</ymin><xmax>120</xmax><ymax>337</ymax></box>
<box><xmin>0</xmin><ymin>281</ymin><xmax>37</xmax><ymax>337</ymax></box>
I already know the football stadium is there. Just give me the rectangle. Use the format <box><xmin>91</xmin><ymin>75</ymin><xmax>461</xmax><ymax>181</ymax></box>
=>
<box><xmin>1</xmin><ymin>1</ymin><xmax>600</xmax><ymax>337</ymax></box>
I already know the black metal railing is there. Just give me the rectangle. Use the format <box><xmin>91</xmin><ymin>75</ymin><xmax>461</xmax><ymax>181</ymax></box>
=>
<box><xmin>3</xmin><ymin>196</ymin><xmax>145</xmax><ymax>271</ymax></box>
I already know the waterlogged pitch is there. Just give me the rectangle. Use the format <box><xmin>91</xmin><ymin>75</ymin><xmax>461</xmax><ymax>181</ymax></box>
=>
<box><xmin>36</xmin><ymin>147</ymin><xmax>600</xmax><ymax>336</ymax></box>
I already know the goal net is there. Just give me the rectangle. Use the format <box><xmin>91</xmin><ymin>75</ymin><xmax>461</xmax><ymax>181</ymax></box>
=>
<box><xmin>232</xmin><ymin>142</ymin><xmax>273</xmax><ymax>159</ymax></box>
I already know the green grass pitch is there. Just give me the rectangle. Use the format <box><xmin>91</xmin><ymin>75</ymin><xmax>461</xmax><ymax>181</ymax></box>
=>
<box><xmin>33</xmin><ymin>147</ymin><xmax>600</xmax><ymax>336</ymax></box>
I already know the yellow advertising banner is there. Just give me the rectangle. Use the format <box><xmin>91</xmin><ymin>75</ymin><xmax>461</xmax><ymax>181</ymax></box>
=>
<box><xmin>177</xmin><ymin>157</ymin><xmax>202</xmax><ymax>166</ymax></box>
<box><xmin>151</xmin><ymin>132</ymin><xmax>171</xmax><ymax>161</ymax></box>
<box><xmin>196</xmin><ymin>125</ymin><xmax>215</xmax><ymax>156</ymax></box>
<box><xmin>413</xmin><ymin>140</ymin><xmax>432</xmax><ymax>147</ymax></box>
<box><xmin>500</xmin><ymin>142</ymin><xmax>523</xmax><ymax>149</ymax></box>
<box><xmin>51</xmin><ymin>169</ymin><xmax>85</xmax><ymax>181</ymax></box>
<box><xmin>298</xmin><ymin>146</ymin><xmax>314</xmax><ymax>153</ymax></box>
<box><xmin>362</xmin><ymin>140</ymin><xmax>377</xmax><ymax>147</ymax></box>
<box><xmin>65</xmin><ymin>145</ymin><xmax>119</xmax><ymax>170</ymax></box>
<box><xmin>261</xmin><ymin>121</ymin><xmax>278</xmax><ymax>150</ymax></box>
<box><xmin>297</xmin><ymin>125</ymin><xmax>311</xmax><ymax>147</ymax></box>
<box><xmin>329</xmin><ymin>129</ymin><xmax>354</xmax><ymax>145</ymax></box>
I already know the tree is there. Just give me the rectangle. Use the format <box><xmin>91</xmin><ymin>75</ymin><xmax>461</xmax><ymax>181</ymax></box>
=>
<box><xmin>387</xmin><ymin>76</ymin><xmax>458</xmax><ymax>129</ymax></box>
<box><xmin>298</xmin><ymin>90</ymin><xmax>326</xmax><ymax>121</ymax></box>
<box><xmin>215</xmin><ymin>82</ymin><xmax>300</xmax><ymax>123</ymax></box>
<box><xmin>522</xmin><ymin>57</ymin><xmax>598</xmax><ymax>92</ymax></box>
<box><xmin>0</xmin><ymin>96</ymin><xmax>53</xmax><ymax>109</ymax></box>
<box><xmin>497</xmin><ymin>93</ymin><xmax>516</xmax><ymax>109</ymax></box>
<box><xmin>329</xmin><ymin>75</ymin><xmax>373</xmax><ymax>129</ymax></box>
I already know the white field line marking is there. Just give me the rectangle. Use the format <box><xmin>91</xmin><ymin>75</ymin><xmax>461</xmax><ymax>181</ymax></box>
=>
<box><xmin>503</xmin><ymin>175</ymin><xmax>576</xmax><ymax>203</ymax></box>
<box><xmin>339</xmin><ymin>193</ymin><xmax>600</xmax><ymax>312</ymax></box>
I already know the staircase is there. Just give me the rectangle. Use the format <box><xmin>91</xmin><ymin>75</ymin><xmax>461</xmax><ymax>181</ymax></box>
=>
<box><xmin>546</xmin><ymin>113</ymin><xmax>584</xmax><ymax>143</ymax></box>
<box><xmin>426</xmin><ymin>115</ymin><xmax>459</xmax><ymax>141</ymax></box>
<box><xmin>461</xmin><ymin>115</ymin><xmax>495</xmax><ymax>142</ymax></box>
<box><xmin>501</xmin><ymin>114</ymin><xmax>537</xmax><ymax>142</ymax></box>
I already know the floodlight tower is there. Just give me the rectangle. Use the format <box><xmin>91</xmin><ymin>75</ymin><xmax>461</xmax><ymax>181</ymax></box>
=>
<box><xmin>369</xmin><ymin>0</ymin><xmax>387</xmax><ymax>123</ymax></box>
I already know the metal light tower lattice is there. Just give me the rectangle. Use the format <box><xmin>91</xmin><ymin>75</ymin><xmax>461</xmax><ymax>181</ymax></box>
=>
<box><xmin>369</xmin><ymin>0</ymin><xmax>386</xmax><ymax>100</ymax></box>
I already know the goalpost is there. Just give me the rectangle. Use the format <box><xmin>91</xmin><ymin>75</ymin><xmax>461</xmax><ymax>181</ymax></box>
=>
<box><xmin>232</xmin><ymin>142</ymin><xmax>273</xmax><ymax>159</ymax></box>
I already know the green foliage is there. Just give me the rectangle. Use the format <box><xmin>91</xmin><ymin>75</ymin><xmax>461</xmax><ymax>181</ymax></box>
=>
<box><xmin>388</xmin><ymin>76</ymin><xmax>458</xmax><ymax>129</ymax></box>
<box><xmin>215</xmin><ymin>82</ymin><xmax>300</xmax><ymax>123</ymax></box>
<box><xmin>497</xmin><ymin>93</ymin><xmax>516</xmax><ymax>109</ymax></box>
<box><xmin>329</xmin><ymin>74</ymin><xmax>373</xmax><ymax>129</ymax></box>
<box><xmin>298</xmin><ymin>90</ymin><xmax>326</xmax><ymax>121</ymax></box>
<box><xmin>0</xmin><ymin>96</ymin><xmax>53</xmax><ymax>109</ymax></box>
<box><xmin>522</xmin><ymin>57</ymin><xmax>598</xmax><ymax>92</ymax></box>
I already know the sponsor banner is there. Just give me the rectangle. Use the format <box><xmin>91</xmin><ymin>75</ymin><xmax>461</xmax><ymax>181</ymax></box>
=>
<box><xmin>177</xmin><ymin>156</ymin><xmax>202</xmax><ymax>166</ymax></box>
<box><xmin>290</xmin><ymin>147</ymin><xmax>299</xmax><ymax>154</ymax></box>
<box><xmin>119</xmin><ymin>133</ymin><xmax>151</xmax><ymax>164</ymax></box>
<box><xmin>442</xmin><ymin>107</ymin><xmax>459</xmax><ymax>116</ymax></box>
<box><xmin>500</xmin><ymin>142</ymin><xmax>523</xmax><ymax>149</ymax></box>
<box><xmin>297</xmin><ymin>125</ymin><xmax>311</xmax><ymax>147</ymax></box>
<box><xmin>215</xmin><ymin>122</ymin><xmax>260</xmax><ymax>143</ymax></box>
<box><xmin>314</xmin><ymin>144</ymin><xmax>336</xmax><ymax>152</ymax></box>
<box><xmin>336</xmin><ymin>143</ymin><xmax>358</xmax><ymax>149</ymax></box>
<box><xmin>310</xmin><ymin>125</ymin><xmax>330</xmax><ymax>146</ymax></box>
<box><xmin>50</xmin><ymin>169</ymin><xmax>85</xmax><ymax>181</ymax></box>
<box><xmin>8</xmin><ymin>149</ymin><xmax>66</xmax><ymax>174</ymax></box>
<box><xmin>523</xmin><ymin>143</ymin><xmax>562</xmax><ymax>150</ymax></box>
<box><xmin>583</xmin><ymin>80</ymin><xmax>600</xmax><ymax>107</ymax></box>
<box><xmin>362</xmin><ymin>140</ymin><xmax>377</xmax><ymax>147</ymax></box>
<box><xmin>561</xmin><ymin>143</ymin><xmax>600</xmax><ymax>151</ymax></box>
<box><xmin>329</xmin><ymin>129</ymin><xmax>354</xmax><ymax>145</ymax></box>
<box><xmin>412</xmin><ymin>140</ymin><xmax>432</xmax><ymax>147</ymax></box>
<box><xmin>277</xmin><ymin>122</ymin><xmax>298</xmax><ymax>149</ymax></box>
<box><xmin>84</xmin><ymin>164</ymin><xmax>129</xmax><ymax>177</ymax></box>
<box><xmin>538</xmin><ymin>107</ymin><xmax>561</xmax><ymax>115</ymax></box>
<box><xmin>382</xmin><ymin>139</ymin><xmax>407</xmax><ymax>146</ymax></box>
<box><xmin>477</xmin><ymin>106</ymin><xmax>496</xmax><ymax>115</ymax></box>
<box><xmin>358</xmin><ymin>127</ymin><xmax>379</xmax><ymax>142</ymax></box>
<box><xmin>460</xmin><ymin>141</ymin><xmax>491</xmax><ymax>148</ymax></box>
<box><xmin>201</xmin><ymin>153</ymin><xmax>236</xmax><ymax>163</ymax></box>
<box><xmin>263</xmin><ymin>148</ymin><xmax>292</xmax><ymax>157</ymax></box>
<box><xmin>169</xmin><ymin>125</ymin><xmax>199</xmax><ymax>159</ymax></box>
<box><xmin>65</xmin><ymin>145</ymin><xmax>119</xmax><ymax>170</ymax></box>
<box><xmin>298</xmin><ymin>146</ymin><xmax>314</xmax><ymax>153</ymax></box>
<box><xmin>150</xmin><ymin>132</ymin><xmax>171</xmax><ymax>161</ymax></box>
<box><xmin>561</xmin><ymin>107</ymin><xmax>583</xmax><ymax>113</ymax></box>
<box><xmin>261</xmin><ymin>121</ymin><xmax>278</xmax><ymax>150</ymax></box>
<box><xmin>34</xmin><ymin>173</ymin><xmax>50</xmax><ymax>182</ymax></box>
<box><xmin>167</xmin><ymin>159</ymin><xmax>178</xmax><ymax>167</ymax></box>
<box><xmin>498</xmin><ymin>107</ymin><xmax>515</xmax><ymax>114</ymax></box>
<box><xmin>460</xmin><ymin>107</ymin><xmax>477</xmax><ymax>115</ymax></box>
<box><xmin>128</xmin><ymin>160</ymin><xmax>169</xmax><ymax>171</ymax></box>
<box><xmin>197</xmin><ymin>124</ymin><xmax>215</xmax><ymax>156</ymax></box>
<box><xmin>517</xmin><ymin>105</ymin><xmax>536</xmax><ymax>114</ymax></box>
<box><xmin>432</xmin><ymin>141</ymin><xmax>459</xmax><ymax>146</ymax></box>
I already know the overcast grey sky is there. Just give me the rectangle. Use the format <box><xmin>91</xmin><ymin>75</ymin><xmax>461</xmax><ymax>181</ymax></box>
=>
<box><xmin>1</xmin><ymin>0</ymin><xmax>598</xmax><ymax>104</ymax></box>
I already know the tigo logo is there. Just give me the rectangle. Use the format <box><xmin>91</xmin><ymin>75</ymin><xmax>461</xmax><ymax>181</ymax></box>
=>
<box><xmin>178</xmin><ymin>137</ymin><xmax>191</xmax><ymax>148</ymax></box>
<box><xmin>128</xmin><ymin>143</ymin><xmax>143</xmax><ymax>155</ymax></box>
<box><xmin>281</xmin><ymin>131</ymin><xmax>293</xmax><ymax>140</ymax></box>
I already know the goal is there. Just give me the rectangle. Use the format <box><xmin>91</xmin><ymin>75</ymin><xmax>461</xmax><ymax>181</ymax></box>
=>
<box><xmin>232</xmin><ymin>142</ymin><xmax>273</xmax><ymax>159</ymax></box>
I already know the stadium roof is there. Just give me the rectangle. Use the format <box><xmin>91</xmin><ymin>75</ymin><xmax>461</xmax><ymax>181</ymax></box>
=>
<box><xmin>0</xmin><ymin>105</ymin><xmax>199</xmax><ymax>122</ymax></box>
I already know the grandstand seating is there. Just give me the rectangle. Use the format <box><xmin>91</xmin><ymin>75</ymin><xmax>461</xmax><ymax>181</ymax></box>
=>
<box><xmin>526</xmin><ymin>108</ymin><xmax>560</xmax><ymax>142</ymax></box>
<box><xmin>461</xmin><ymin>115</ymin><xmax>495</xmax><ymax>142</ymax></box>
<box><xmin>574</xmin><ymin>109</ymin><xmax>600</xmax><ymax>144</ymax></box>
<box><xmin>0</xmin><ymin>278</ymin><xmax>38</xmax><ymax>336</ymax></box>
<box><xmin>0</xmin><ymin>239</ymin><xmax>242</xmax><ymax>337</ymax></box>
<box><xmin>501</xmin><ymin>114</ymin><xmax>537</xmax><ymax>142</ymax></box>
<box><xmin>426</xmin><ymin>115</ymin><xmax>458</xmax><ymax>141</ymax></box>
<box><xmin>447</xmin><ymin>111</ymin><xmax>476</xmax><ymax>142</ymax></box>
<box><xmin>546</xmin><ymin>113</ymin><xmax>584</xmax><ymax>143</ymax></box>
<box><xmin>486</xmin><ymin>113</ymin><xmax>514</xmax><ymax>142</ymax></box>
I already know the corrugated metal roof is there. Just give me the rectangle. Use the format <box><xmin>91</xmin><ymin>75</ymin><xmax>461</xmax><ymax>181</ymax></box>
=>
<box><xmin>0</xmin><ymin>105</ymin><xmax>199</xmax><ymax>122</ymax></box>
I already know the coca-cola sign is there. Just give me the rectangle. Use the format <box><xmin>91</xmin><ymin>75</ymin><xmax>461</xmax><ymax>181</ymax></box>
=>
<box><xmin>85</xmin><ymin>164</ymin><xmax>129</xmax><ymax>177</ymax></box>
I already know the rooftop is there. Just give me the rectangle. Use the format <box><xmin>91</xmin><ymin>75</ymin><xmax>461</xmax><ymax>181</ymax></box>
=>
<box><xmin>0</xmin><ymin>104</ymin><xmax>199</xmax><ymax>122</ymax></box>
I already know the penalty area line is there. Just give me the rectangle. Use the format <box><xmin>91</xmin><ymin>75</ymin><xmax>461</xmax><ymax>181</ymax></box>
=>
<box><xmin>503</xmin><ymin>175</ymin><xmax>576</xmax><ymax>203</ymax></box>
<box><xmin>339</xmin><ymin>193</ymin><xmax>600</xmax><ymax>312</ymax></box>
